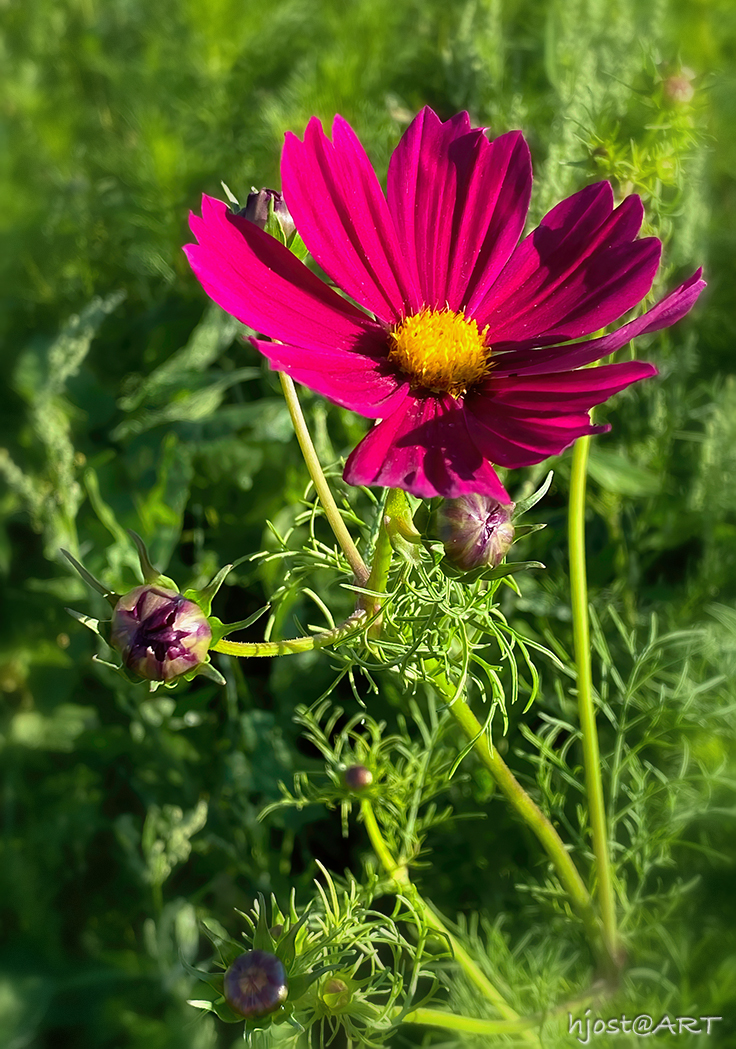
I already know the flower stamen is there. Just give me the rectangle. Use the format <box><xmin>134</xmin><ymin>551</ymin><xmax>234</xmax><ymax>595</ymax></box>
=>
<box><xmin>388</xmin><ymin>308</ymin><xmax>490</xmax><ymax>396</ymax></box>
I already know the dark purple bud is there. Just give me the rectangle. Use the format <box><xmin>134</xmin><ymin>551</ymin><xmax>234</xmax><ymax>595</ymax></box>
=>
<box><xmin>241</xmin><ymin>188</ymin><xmax>295</xmax><ymax>240</ymax></box>
<box><xmin>439</xmin><ymin>495</ymin><xmax>515</xmax><ymax>572</ymax></box>
<box><xmin>110</xmin><ymin>584</ymin><xmax>212</xmax><ymax>682</ymax></box>
<box><xmin>223</xmin><ymin>950</ymin><xmax>288</xmax><ymax>1018</ymax></box>
<box><xmin>343</xmin><ymin>765</ymin><xmax>373</xmax><ymax>791</ymax></box>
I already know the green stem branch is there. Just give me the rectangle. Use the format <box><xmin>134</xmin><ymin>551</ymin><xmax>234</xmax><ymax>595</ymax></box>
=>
<box><xmin>210</xmin><ymin>611</ymin><xmax>368</xmax><ymax>657</ymax></box>
<box><xmin>395</xmin><ymin>1006</ymin><xmax>538</xmax><ymax>1038</ymax></box>
<box><xmin>279</xmin><ymin>373</ymin><xmax>369</xmax><ymax>585</ymax></box>
<box><xmin>569</xmin><ymin>434</ymin><xmax>618</xmax><ymax>965</ymax></box>
<box><xmin>360</xmin><ymin>799</ymin><xmax>520</xmax><ymax>1022</ymax></box>
<box><xmin>431</xmin><ymin>673</ymin><xmax>604</xmax><ymax>957</ymax></box>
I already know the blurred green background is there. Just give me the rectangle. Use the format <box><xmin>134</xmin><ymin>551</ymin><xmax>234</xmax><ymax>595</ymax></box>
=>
<box><xmin>1</xmin><ymin>0</ymin><xmax>735</xmax><ymax>1045</ymax></box>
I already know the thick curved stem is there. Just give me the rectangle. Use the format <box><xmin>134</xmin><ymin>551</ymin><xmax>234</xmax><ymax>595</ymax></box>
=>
<box><xmin>430</xmin><ymin>669</ymin><xmax>612</xmax><ymax>970</ymax></box>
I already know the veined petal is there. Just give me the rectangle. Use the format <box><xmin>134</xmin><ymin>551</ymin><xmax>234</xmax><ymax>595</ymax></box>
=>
<box><xmin>465</xmin><ymin>399</ymin><xmax>609</xmax><ymax>469</ymax></box>
<box><xmin>185</xmin><ymin>195</ymin><xmax>379</xmax><ymax>352</ymax></box>
<box><xmin>492</xmin><ymin>269</ymin><xmax>705</xmax><ymax>376</ymax></box>
<box><xmin>343</xmin><ymin>394</ymin><xmax>510</xmax><ymax>500</ymax></box>
<box><xmin>387</xmin><ymin>108</ymin><xmax>532</xmax><ymax>311</ymax></box>
<box><xmin>471</xmin><ymin>184</ymin><xmax>659</xmax><ymax>342</ymax></box>
<box><xmin>281</xmin><ymin>116</ymin><xmax>420</xmax><ymax>323</ymax></box>
<box><xmin>486</xmin><ymin>361</ymin><xmax>658</xmax><ymax>414</ymax></box>
<box><xmin>252</xmin><ymin>338</ymin><xmax>410</xmax><ymax>419</ymax></box>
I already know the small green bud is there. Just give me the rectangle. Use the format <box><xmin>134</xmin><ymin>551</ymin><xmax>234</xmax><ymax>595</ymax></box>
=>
<box><xmin>438</xmin><ymin>495</ymin><xmax>515</xmax><ymax>571</ymax></box>
<box><xmin>321</xmin><ymin>977</ymin><xmax>351</xmax><ymax>1010</ymax></box>
<box><xmin>223</xmin><ymin>950</ymin><xmax>289</xmax><ymax>1018</ymax></box>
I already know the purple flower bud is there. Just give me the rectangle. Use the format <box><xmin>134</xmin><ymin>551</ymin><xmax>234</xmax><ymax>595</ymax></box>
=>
<box><xmin>343</xmin><ymin>765</ymin><xmax>373</xmax><ymax>791</ymax></box>
<box><xmin>110</xmin><ymin>585</ymin><xmax>212</xmax><ymax>682</ymax></box>
<box><xmin>223</xmin><ymin>950</ymin><xmax>288</xmax><ymax>1018</ymax></box>
<box><xmin>438</xmin><ymin>495</ymin><xmax>515</xmax><ymax>572</ymax></box>
<box><xmin>241</xmin><ymin>188</ymin><xmax>295</xmax><ymax>240</ymax></box>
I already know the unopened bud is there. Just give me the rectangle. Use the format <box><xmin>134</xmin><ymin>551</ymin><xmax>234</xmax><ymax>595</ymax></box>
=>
<box><xmin>110</xmin><ymin>585</ymin><xmax>211</xmax><ymax>682</ymax></box>
<box><xmin>321</xmin><ymin>977</ymin><xmax>350</xmax><ymax>1009</ymax></box>
<box><xmin>439</xmin><ymin>495</ymin><xmax>515</xmax><ymax>571</ymax></box>
<box><xmin>343</xmin><ymin>765</ymin><xmax>373</xmax><ymax>791</ymax></box>
<box><xmin>241</xmin><ymin>188</ymin><xmax>295</xmax><ymax>240</ymax></box>
<box><xmin>223</xmin><ymin>950</ymin><xmax>288</xmax><ymax>1018</ymax></box>
<box><xmin>663</xmin><ymin>68</ymin><xmax>695</xmax><ymax>105</ymax></box>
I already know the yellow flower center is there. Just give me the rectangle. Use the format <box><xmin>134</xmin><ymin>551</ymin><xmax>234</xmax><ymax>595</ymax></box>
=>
<box><xmin>388</xmin><ymin>308</ymin><xmax>491</xmax><ymax>396</ymax></box>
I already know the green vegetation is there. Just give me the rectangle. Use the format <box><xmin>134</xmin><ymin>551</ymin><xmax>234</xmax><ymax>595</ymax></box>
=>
<box><xmin>1</xmin><ymin>0</ymin><xmax>735</xmax><ymax>1046</ymax></box>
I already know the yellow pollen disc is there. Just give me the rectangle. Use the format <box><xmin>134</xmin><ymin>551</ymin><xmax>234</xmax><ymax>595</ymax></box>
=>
<box><xmin>388</xmin><ymin>308</ymin><xmax>491</xmax><ymax>396</ymax></box>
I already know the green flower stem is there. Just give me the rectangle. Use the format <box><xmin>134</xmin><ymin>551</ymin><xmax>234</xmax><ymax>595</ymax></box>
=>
<box><xmin>279</xmin><ymin>372</ymin><xmax>369</xmax><ymax>586</ymax></box>
<box><xmin>362</xmin><ymin>488</ymin><xmax>409</xmax><ymax>630</ymax></box>
<box><xmin>210</xmin><ymin>610</ymin><xmax>368</xmax><ymax>657</ymax></box>
<box><xmin>395</xmin><ymin>1006</ymin><xmax>539</xmax><ymax>1038</ymax></box>
<box><xmin>569</xmin><ymin>433</ymin><xmax>618</xmax><ymax>964</ymax></box>
<box><xmin>430</xmin><ymin>668</ymin><xmax>607</xmax><ymax>961</ymax></box>
<box><xmin>363</xmin><ymin>490</ymin><xmax>604</xmax><ymax>962</ymax></box>
<box><xmin>360</xmin><ymin>798</ymin><xmax>520</xmax><ymax>1022</ymax></box>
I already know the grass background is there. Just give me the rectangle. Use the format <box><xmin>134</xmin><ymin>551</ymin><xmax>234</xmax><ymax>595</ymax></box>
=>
<box><xmin>1</xmin><ymin>0</ymin><xmax>735</xmax><ymax>1045</ymax></box>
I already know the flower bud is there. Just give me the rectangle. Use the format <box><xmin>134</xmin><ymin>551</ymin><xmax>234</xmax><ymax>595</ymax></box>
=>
<box><xmin>438</xmin><ymin>495</ymin><xmax>515</xmax><ymax>572</ymax></box>
<box><xmin>241</xmin><ymin>188</ymin><xmax>295</xmax><ymax>240</ymax></box>
<box><xmin>321</xmin><ymin>977</ymin><xmax>350</xmax><ymax>1010</ymax></box>
<box><xmin>223</xmin><ymin>950</ymin><xmax>288</xmax><ymax>1018</ymax></box>
<box><xmin>343</xmin><ymin>765</ymin><xmax>373</xmax><ymax>791</ymax></box>
<box><xmin>663</xmin><ymin>67</ymin><xmax>695</xmax><ymax>105</ymax></box>
<box><xmin>110</xmin><ymin>584</ymin><xmax>211</xmax><ymax>682</ymax></box>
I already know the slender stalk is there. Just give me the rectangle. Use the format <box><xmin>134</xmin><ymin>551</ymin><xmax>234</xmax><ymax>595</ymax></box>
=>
<box><xmin>431</xmin><ymin>669</ymin><xmax>607</xmax><ymax>963</ymax></box>
<box><xmin>211</xmin><ymin>610</ymin><xmax>368</xmax><ymax>657</ymax></box>
<box><xmin>279</xmin><ymin>372</ymin><xmax>369</xmax><ymax>585</ymax></box>
<box><xmin>569</xmin><ymin>434</ymin><xmax>618</xmax><ymax>963</ymax></box>
<box><xmin>395</xmin><ymin>1007</ymin><xmax>538</xmax><ymax>1037</ymax></box>
<box><xmin>360</xmin><ymin>799</ymin><xmax>520</xmax><ymax>1022</ymax></box>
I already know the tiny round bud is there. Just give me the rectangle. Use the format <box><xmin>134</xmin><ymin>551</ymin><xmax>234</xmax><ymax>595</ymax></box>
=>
<box><xmin>269</xmin><ymin>924</ymin><xmax>283</xmax><ymax>940</ymax></box>
<box><xmin>110</xmin><ymin>584</ymin><xmax>212</xmax><ymax>682</ymax></box>
<box><xmin>223</xmin><ymin>950</ymin><xmax>289</xmax><ymax>1019</ymax></box>
<box><xmin>343</xmin><ymin>765</ymin><xmax>373</xmax><ymax>791</ymax></box>
<box><xmin>321</xmin><ymin>977</ymin><xmax>350</xmax><ymax>1009</ymax></box>
<box><xmin>438</xmin><ymin>495</ymin><xmax>515</xmax><ymax>571</ymax></box>
<box><xmin>241</xmin><ymin>188</ymin><xmax>296</xmax><ymax>240</ymax></box>
<box><xmin>663</xmin><ymin>67</ymin><xmax>695</xmax><ymax>105</ymax></box>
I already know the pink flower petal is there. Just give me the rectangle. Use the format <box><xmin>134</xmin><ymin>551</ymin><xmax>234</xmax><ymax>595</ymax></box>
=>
<box><xmin>185</xmin><ymin>196</ymin><xmax>379</xmax><ymax>353</ymax></box>
<box><xmin>386</xmin><ymin>108</ymin><xmax>532</xmax><ymax>311</ymax></box>
<box><xmin>343</xmin><ymin>394</ymin><xmax>510</xmax><ymax>500</ymax></box>
<box><xmin>471</xmin><ymin>184</ymin><xmax>660</xmax><ymax>343</ymax></box>
<box><xmin>281</xmin><ymin>116</ymin><xmax>420</xmax><ymax>324</ymax></box>
<box><xmin>252</xmin><ymin>338</ymin><xmax>410</xmax><ymax>419</ymax></box>
<box><xmin>486</xmin><ymin>361</ymin><xmax>658</xmax><ymax>414</ymax></box>
<box><xmin>465</xmin><ymin>401</ymin><xmax>610</xmax><ymax>469</ymax></box>
<box><xmin>493</xmin><ymin>269</ymin><xmax>705</xmax><ymax>376</ymax></box>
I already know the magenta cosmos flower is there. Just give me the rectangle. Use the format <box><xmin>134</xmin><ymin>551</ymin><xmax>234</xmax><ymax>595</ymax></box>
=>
<box><xmin>184</xmin><ymin>108</ymin><xmax>704</xmax><ymax>501</ymax></box>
